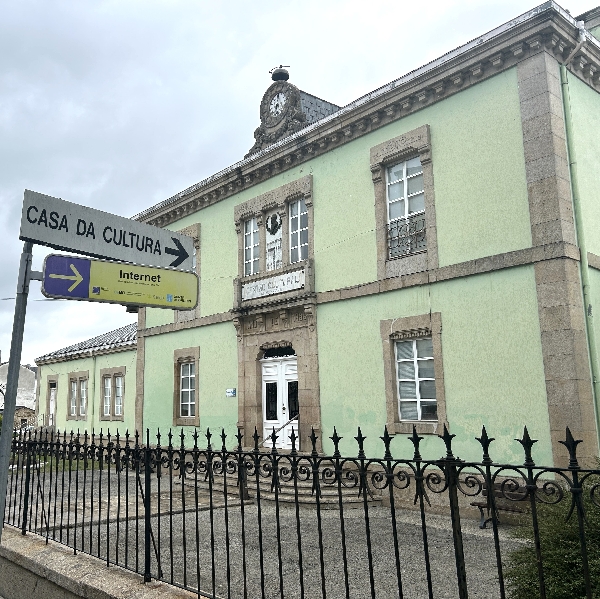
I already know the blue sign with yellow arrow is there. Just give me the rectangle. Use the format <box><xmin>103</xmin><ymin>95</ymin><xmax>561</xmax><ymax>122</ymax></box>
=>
<box><xmin>43</xmin><ymin>255</ymin><xmax>91</xmax><ymax>298</ymax></box>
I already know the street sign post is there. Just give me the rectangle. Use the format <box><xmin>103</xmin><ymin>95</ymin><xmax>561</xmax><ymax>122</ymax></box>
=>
<box><xmin>20</xmin><ymin>190</ymin><xmax>194</xmax><ymax>271</ymax></box>
<box><xmin>42</xmin><ymin>254</ymin><xmax>198</xmax><ymax>310</ymax></box>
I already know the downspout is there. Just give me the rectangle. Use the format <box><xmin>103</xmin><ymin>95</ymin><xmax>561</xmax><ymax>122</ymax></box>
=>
<box><xmin>560</xmin><ymin>22</ymin><xmax>600</xmax><ymax>452</ymax></box>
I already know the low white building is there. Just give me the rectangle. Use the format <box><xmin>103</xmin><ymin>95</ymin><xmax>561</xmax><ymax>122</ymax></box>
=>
<box><xmin>0</xmin><ymin>363</ymin><xmax>37</xmax><ymax>428</ymax></box>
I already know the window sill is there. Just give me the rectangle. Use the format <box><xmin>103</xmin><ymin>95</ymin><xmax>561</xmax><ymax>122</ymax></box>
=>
<box><xmin>393</xmin><ymin>421</ymin><xmax>446</xmax><ymax>435</ymax></box>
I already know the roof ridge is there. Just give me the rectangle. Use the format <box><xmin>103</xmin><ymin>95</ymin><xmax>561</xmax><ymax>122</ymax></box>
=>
<box><xmin>35</xmin><ymin>322</ymin><xmax>137</xmax><ymax>363</ymax></box>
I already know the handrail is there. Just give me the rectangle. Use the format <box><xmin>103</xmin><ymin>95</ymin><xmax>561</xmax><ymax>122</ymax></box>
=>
<box><xmin>259</xmin><ymin>414</ymin><xmax>299</xmax><ymax>447</ymax></box>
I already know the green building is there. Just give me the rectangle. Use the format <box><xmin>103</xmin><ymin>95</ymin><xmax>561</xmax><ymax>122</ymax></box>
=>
<box><xmin>37</xmin><ymin>3</ymin><xmax>600</xmax><ymax>467</ymax></box>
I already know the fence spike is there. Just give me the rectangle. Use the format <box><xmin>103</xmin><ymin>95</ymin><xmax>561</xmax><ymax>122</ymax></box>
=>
<box><xmin>355</xmin><ymin>427</ymin><xmax>366</xmax><ymax>459</ymax></box>
<box><xmin>438</xmin><ymin>424</ymin><xmax>456</xmax><ymax>460</ymax></box>
<box><xmin>475</xmin><ymin>426</ymin><xmax>495</xmax><ymax>465</ymax></box>
<box><xmin>559</xmin><ymin>427</ymin><xmax>583</xmax><ymax>470</ymax></box>
<box><xmin>381</xmin><ymin>425</ymin><xmax>393</xmax><ymax>460</ymax></box>
<box><xmin>409</xmin><ymin>425</ymin><xmax>423</xmax><ymax>461</ymax></box>
<box><xmin>330</xmin><ymin>427</ymin><xmax>342</xmax><ymax>458</ymax></box>
<box><xmin>309</xmin><ymin>427</ymin><xmax>319</xmax><ymax>457</ymax></box>
<box><xmin>515</xmin><ymin>426</ymin><xmax>537</xmax><ymax>467</ymax></box>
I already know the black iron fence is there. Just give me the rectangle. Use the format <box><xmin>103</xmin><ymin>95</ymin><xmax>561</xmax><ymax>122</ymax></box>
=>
<box><xmin>3</xmin><ymin>424</ymin><xmax>600</xmax><ymax>599</ymax></box>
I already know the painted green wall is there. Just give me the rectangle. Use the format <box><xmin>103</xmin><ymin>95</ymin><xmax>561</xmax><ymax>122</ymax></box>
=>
<box><xmin>142</xmin><ymin>321</ymin><xmax>239</xmax><ymax>439</ymax></box>
<box><xmin>316</xmin><ymin>264</ymin><xmax>552</xmax><ymax>464</ymax></box>
<box><xmin>163</xmin><ymin>68</ymin><xmax>530</xmax><ymax>311</ymax></box>
<box><xmin>589</xmin><ymin>267</ymin><xmax>600</xmax><ymax>424</ymax></box>
<box><xmin>38</xmin><ymin>349</ymin><xmax>137</xmax><ymax>434</ymax></box>
<box><xmin>567</xmin><ymin>74</ymin><xmax>600</xmax><ymax>256</ymax></box>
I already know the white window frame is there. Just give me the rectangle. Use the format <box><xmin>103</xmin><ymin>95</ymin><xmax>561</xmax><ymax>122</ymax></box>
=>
<box><xmin>179</xmin><ymin>362</ymin><xmax>196</xmax><ymax>418</ymax></box>
<box><xmin>386</xmin><ymin>157</ymin><xmax>425</xmax><ymax>259</ymax></box>
<box><xmin>100</xmin><ymin>368</ymin><xmax>126</xmax><ymax>422</ymax></box>
<box><xmin>67</xmin><ymin>371</ymin><xmax>88</xmax><ymax>421</ymax></box>
<box><xmin>289</xmin><ymin>198</ymin><xmax>308</xmax><ymax>264</ymax></box>
<box><xmin>395</xmin><ymin>337</ymin><xmax>437</xmax><ymax>422</ymax></box>
<box><xmin>244</xmin><ymin>217</ymin><xmax>260</xmax><ymax>276</ymax></box>
<box><xmin>114</xmin><ymin>375</ymin><xmax>123</xmax><ymax>417</ymax></box>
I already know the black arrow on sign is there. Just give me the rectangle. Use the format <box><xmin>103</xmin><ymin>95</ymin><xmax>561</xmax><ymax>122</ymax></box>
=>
<box><xmin>165</xmin><ymin>237</ymin><xmax>190</xmax><ymax>268</ymax></box>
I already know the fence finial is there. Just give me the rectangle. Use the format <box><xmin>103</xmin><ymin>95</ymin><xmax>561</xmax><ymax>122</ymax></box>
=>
<box><xmin>289</xmin><ymin>428</ymin><xmax>297</xmax><ymax>456</ymax></box>
<box><xmin>355</xmin><ymin>427</ymin><xmax>366</xmax><ymax>459</ymax></box>
<box><xmin>409</xmin><ymin>425</ymin><xmax>423</xmax><ymax>461</ymax></box>
<box><xmin>330</xmin><ymin>427</ymin><xmax>342</xmax><ymax>457</ymax></box>
<box><xmin>559</xmin><ymin>427</ymin><xmax>582</xmax><ymax>470</ymax></box>
<box><xmin>381</xmin><ymin>426</ymin><xmax>393</xmax><ymax>460</ymax></box>
<box><xmin>516</xmin><ymin>426</ymin><xmax>537</xmax><ymax>467</ymax></box>
<box><xmin>439</xmin><ymin>424</ymin><xmax>456</xmax><ymax>460</ymax></box>
<box><xmin>309</xmin><ymin>427</ymin><xmax>319</xmax><ymax>456</ymax></box>
<box><xmin>475</xmin><ymin>426</ymin><xmax>494</xmax><ymax>465</ymax></box>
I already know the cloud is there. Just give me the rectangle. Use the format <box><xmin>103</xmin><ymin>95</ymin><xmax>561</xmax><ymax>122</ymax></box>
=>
<box><xmin>0</xmin><ymin>0</ymin><xmax>591</xmax><ymax>364</ymax></box>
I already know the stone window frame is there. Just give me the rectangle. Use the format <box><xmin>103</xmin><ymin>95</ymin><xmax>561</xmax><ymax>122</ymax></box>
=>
<box><xmin>46</xmin><ymin>375</ymin><xmax>58</xmax><ymax>427</ymax></box>
<box><xmin>99</xmin><ymin>366</ymin><xmax>126</xmax><ymax>422</ymax></box>
<box><xmin>173</xmin><ymin>347</ymin><xmax>200</xmax><ymax>427</ymax></box>
<box><xmin>234</xmin><ymin>175</ymin><xmax>314</xmax><ymax>280</ymax></box>
<box><xmin>175</xmin><ymin>223</ymin><xmax>201</xmax><ymax>324</ymax></box>
<box><xmin>380</xmin><ymin>313</ymin><xmax>446</xmax><ymax>435</ymax></box>
<box><xmin>66</xmin><ymin>370</ymin><xmax>89</xmax><ymax>421</ymax></box>
<box><xmin>370</xmin><ymin>124</ymin><xmax>439</xmax><ymax>280</ymax></box>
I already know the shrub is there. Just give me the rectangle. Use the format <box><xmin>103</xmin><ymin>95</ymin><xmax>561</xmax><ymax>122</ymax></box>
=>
<box><xmin>504</xmin><ymin>472</ymin><xmax>600</xmax><ymax>599</ymax></box>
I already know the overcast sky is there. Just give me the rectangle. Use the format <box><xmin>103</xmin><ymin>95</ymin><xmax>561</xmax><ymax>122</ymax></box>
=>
<box><xmin>0</xmin><ymin>0</ymin><xmax>592</xmax><ymax>365</ymax></box>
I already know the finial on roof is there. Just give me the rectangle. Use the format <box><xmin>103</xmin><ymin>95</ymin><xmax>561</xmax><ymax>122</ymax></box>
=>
<box><xmin>270</xmin><ymin>65</ymin><xmax>290</xmax><ymax>81</ymax></box>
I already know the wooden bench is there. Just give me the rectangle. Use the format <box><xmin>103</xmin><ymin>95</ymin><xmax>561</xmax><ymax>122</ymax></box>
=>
<box><xmin>470</xmin><ymin>482</ymin><xmax>526</xmax><ymax>529</ymax></box>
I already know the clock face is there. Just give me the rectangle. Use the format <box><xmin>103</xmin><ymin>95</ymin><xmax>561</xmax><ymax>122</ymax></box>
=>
<box><xmin>269</xmin><ymin>92</ymin><xmax>287</xmax><ymax>116</ymax></box>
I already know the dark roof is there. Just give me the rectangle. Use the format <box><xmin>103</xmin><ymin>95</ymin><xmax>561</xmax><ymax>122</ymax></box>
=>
<box><xmin>36</xmin><ymin>323</ymin><xmax>137</xmax><ymax>363</ymax></box>
<box><xmin>299</xmin><ymin>91</ymin><xmax>340</xmax><ymax>125</ymax></box>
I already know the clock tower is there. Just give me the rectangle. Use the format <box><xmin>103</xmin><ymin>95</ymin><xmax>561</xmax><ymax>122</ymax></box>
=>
<box><xmin>246</xmin><ymin>67</ymin><xmax>340</xmax><ymax>158</ymax></box>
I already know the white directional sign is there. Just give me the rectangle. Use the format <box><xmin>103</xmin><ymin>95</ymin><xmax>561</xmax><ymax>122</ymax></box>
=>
<box><xmin>20</xmin><ymin>190</ymin><xmax>194</xmax><ymax>271</ymax></box>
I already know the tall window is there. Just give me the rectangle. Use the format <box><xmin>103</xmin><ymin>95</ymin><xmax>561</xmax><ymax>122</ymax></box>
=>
<box><xmin>244</xmin><ymin>217</ymin><xmax>260</xmax><ymax>275</ymax></box>
<box><xmin>115</xmin><ymin>376</ymin><xmax>123</xmax><ymax>417</ymax></box>
<box><xmin>180</xmin><ymin>362</ymin><xmax>196</xmax><ymax>418</ymax></box>
<box><xmin>100</xmin><ymin>368</ymin><xmax>125</xmax><ymax>421</ymax></box>
<box><xmin>67</xmin><ymin>372</ymin><xmax>88</xmax><ymax>420</ymax></box>
<box><xmin>395</xmin><ymin>338</ymin><xmax>436</xmax><ymax>421</ymax></box>
<box><xmin>386</xmin><ymin>157</ymin><xmax>426</xmax><ymax>258</ymax></box>
<box><xmin>289</xmin><ymin>198</ymin><xmax>308</xmax><ymax>263</ymax></box>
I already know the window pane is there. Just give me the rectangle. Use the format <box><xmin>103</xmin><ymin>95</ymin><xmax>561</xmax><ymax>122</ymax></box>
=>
<box><xmin>181</xmin><ymin>390</ymin><xmax>189</xmax><ymax>404</ymax></box>
<box><xmin>407</xmin><ymin>174</ymin><xmax>424</xmax><ymax>195</ymax></box>
<box><xmin>291</xmin><ymin>232</ymin><xmax>298</xmax><ymax>247</ymax></box>
<box><xmin>395</xmin><ymin>341</ymin><xmax>413</xmax><ymax>360</ymax></box>
<box><xmin>399</xmin><ymin>381</ymin><xmax>416</xmax><ymax>399</ymax></box>
<box><xmin>408</xmin><ymin>193</ymin><xmax>425</xmax><ymax>214</ymax></box>
<box><xmin>253</xmin><ymin>231</ymin><xmax>259</xmax><ymax>245</ymax></box>
<box><xmin>244</xmin><ymin>220</ymin><xmax>252</xmax><ymax>233</ymax></box>
<box><xmin>397</xmin><ymin>362</ymin><xmax>415</xmax><ymax>379</ymax></box>
<box><xmin>421</xmin><ymin>402</ymin><xmax>437</xmax><ymax>420</ymax></box>
<box><xmin>387</xmin><ymin>164</ymin><xmax>404</xmax><ymax>182</ymax></box>
<box><xmin>300</xmin><ymin>229</ymin><xmax>308</xmax><ymax>245</ymax></box>
<box><xmin>189</xmin><ymin>363</ymin><xmax>195</xmax><ymax>376</ymax></box>
<box><xmin>252</xmin><ymin>258</ymin><xmax>259</xmax><ymax>272</ymax></box>
<box><xmin>189</xmin><ymin>403</ymin><xmax>195</xmax><ymax>417</ymax></box>
<box><xmin>266</xmin><ymin>382</ymin><xmax>278</xmax><ymax>420</ymax></box>
<box><xmin>400</xmin><ymin>401</ymin><xmax>418</xmax><ymax>420</ymax></box>
<box><xmin>387</xmin><ymin>181</ymin><xmax>404</xmax><ymax>201</ymax></box>
<box><xmin>419</xmin><ymin>380</ymin><xmax>436</xmax><ymax>399</ymax></box>
<box><xmin>416</xmin><ymin>338</ymin><xmax>433</xmax><ymax>358</ymax></box>
<box><xmin>245</xmin><ymin>263</ymin><xmax>251</xmax><ymax>276</ymax></box>
<box><xmin>245</xmin><ymin>248</ymin><xmax>251</xmax><ymax>261</ymax></box>
<box><xmin>290</xmin><ymin>202</ymin><xmax>298</xmax><ymax>217</ymax></box>
<box><xmin>291</xmin><ymin>248</ymin><xmax>298</xmax><ymax>263</ymax></box>
<box><xmin>388</xmin><ymin>199</ymin><xmax>405</xmax><ymax>221</ymax></box>
<box><xmin>300</xmin><ymin>245</ymin><xmax>308</xmax><ymax>260</ymax></box>
<box><xmin>418</xmin><ymin>360</ymin><xmax>435</xmax><ymax>379</ymax></box>
<box><xmin>181</xmin><ymin>363</ymin><xmax>189</xmax><ymax>377</ymax></box>
<box><xmin>299</xmin><ymin>198</ymin><xmax>306</xmax><ymax>213</ymax></box>
<box><xmin>181</xmin><ymin>404</ymin><xmax>189</xmax><ymax>417</ymax></box>
<box><xmin>406</xmin><ymin>157</ymin><xmax>422</xmax><ymax>176</ymax></box>
<box><xmin>300</xmin><ymin>213</ymin><xmax>308</xmax><ymax>229</ymax></box>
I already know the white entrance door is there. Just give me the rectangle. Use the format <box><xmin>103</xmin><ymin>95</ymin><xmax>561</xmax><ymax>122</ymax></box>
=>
<box><xmin>49</xmin><ymin>383</ymin><xmax>56</xmax><ymax>426</ymax></box>
<box><xmin>261</xmin><ymin>357</ymin><xmax>299</xmax><ymax>450</ymax></box>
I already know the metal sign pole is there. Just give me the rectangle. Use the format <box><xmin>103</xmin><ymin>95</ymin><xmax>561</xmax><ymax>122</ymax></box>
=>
<box><xmin>0</xmin><ymin>241</ymin><xmax>36</xmax><ymax>543</ymax></box>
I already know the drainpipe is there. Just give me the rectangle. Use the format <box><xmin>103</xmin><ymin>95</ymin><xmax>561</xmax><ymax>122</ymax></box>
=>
<box><xmin>560</xmin><ymin>22</ymin><xmax>600</xmax><ymax>452</ymax></box>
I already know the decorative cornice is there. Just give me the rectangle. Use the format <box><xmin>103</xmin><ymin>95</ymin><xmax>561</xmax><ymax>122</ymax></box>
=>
<box><xmin>133</xmin><ymin>4</ymin><xmax>600</xmax><ymax>230</ymax></box>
